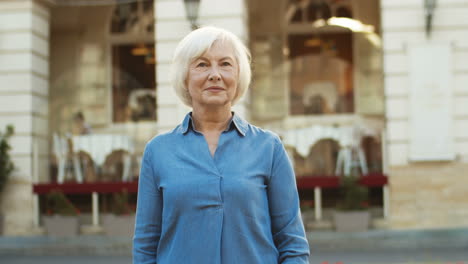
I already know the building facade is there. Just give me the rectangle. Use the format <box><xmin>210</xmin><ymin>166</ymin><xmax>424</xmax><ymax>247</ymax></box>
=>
<box><xmin>0</xmin><ymin>0</ymin><xmax>467</xmax><ymax>235</ymax></box>
<box><xmin>381</xmin><ymin>0</ymin><xmax>468</xmax><ymax>229</ymax></box>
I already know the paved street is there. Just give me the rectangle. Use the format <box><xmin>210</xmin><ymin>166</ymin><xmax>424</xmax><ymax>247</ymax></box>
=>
<box><xmin>0</xmin><ymin>256</ymin><xmax>132</xmax><ymax>264</ymax></box>
<box><xmin>1</xmin><ymin>228</ymin><xmax>467</xmax><ymax>264</ymax></box>
<box><xmin>310</xmin><ymin>248</ymin><xmax>468</xmax><ymax>264</ymax></box>
<box><xmin>1</xmin><ymin>248</ymin><xmax>468</xmax><ymax>264</ymax></box>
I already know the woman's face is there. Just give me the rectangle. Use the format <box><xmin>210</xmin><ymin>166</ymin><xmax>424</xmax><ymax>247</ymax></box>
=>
<box><xmin>186</xmin><ymin>40</ymin><xmax>239</xmax><ymax>109</ymax></box>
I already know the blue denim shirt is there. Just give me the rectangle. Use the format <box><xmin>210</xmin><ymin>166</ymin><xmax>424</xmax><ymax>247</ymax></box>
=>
<box><xmin>133</xmin><ymin>113</ymin><xmax>309</xmax><ymax>264</ymax></box>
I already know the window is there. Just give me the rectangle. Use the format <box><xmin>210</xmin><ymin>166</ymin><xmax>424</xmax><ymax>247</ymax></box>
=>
<box><xmin>287</xmin><ymin>0</ymin><xmax>354</xmax><ymax>116</ymax></box>
<box><xmin>112</xmin><ymin>44</ymin><xmax>156</xmax><ymax>122</ymax></box>
<box><xmin>110</xmin><ymin>0</ymin><xmax>156</xmax><ymax>123</ymax></box>
<box><xmin>288</xmin><ymin>33</ymin><xmax>354</xmax><ymax>115</ymax></box>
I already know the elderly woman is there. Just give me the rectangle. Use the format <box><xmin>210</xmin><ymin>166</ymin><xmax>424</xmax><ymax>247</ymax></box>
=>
<box><xmin>133</xmin><ymin>26</ymin><xmax>309</xmax><ymax>264</ymax></box>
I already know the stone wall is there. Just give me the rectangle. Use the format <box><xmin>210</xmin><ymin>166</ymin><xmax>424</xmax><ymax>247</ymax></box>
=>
<box><xmin>389</xmin><ymin>163</ymin><xmax>468</xmax><ymax>229</ymax></box>
<box><xmin>382</xmin><ymin>0</ymin><xmax>468</xmax><ymax>229</ymax></box>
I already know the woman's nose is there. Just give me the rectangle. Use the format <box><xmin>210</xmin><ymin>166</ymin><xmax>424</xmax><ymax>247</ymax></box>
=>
<box><xmin>208</xmin><ymin>66</ymin><xmax>221</xmax><ymax>81</ymax></box>
<box><xmin>209</xmin><ymin>75</ymin><xmax>221</xmax><ymax>81</ymax></box>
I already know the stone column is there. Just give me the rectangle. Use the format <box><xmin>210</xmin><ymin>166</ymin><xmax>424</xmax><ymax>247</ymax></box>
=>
<box><xmin>0</xmin><ymin>0</ymin><xmax>51</xmax><ymax>235</ymax></box>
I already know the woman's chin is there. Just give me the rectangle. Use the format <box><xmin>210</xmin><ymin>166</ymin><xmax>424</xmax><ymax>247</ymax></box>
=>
<box><xmin>196</xmin><ymin>97</ymin><xmax>232</xmax><ymax>108</ymax></box>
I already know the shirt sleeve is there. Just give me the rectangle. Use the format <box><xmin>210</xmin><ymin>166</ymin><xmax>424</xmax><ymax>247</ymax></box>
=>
<box><xmin>268</xmin><ymin>138</ymin><xmax>310</xmax><ymax>264</ymax></box>
<box><xmin>133</xmin><ymin>143</ymin><xmax>162</xmax><ymax>264</ymax></box>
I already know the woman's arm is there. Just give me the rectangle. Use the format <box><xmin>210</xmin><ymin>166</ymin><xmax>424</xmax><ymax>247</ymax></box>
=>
<box><xmin>133</xmin><ymin>144</ymin><xmax>162</xmax><ymax>264</ymax></box>
<box><xmin>268</xmin><ymin>138</ymin><xmax>310</xmax><ymax>264</ymax></box>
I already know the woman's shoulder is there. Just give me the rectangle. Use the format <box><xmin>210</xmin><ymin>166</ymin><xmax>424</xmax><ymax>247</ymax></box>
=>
<box><xmin>246</xmin><ymin>123</ymin><xmax>282</xmax><ymax>145</ymax></box>
<box><xmin>144</xmin><ymin>126</ymin><xmax>183</xmax><ymax>151</ymax></box>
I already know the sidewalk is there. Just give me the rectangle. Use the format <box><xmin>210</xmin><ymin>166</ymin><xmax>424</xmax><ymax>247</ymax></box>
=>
<box><xmin>0</xmin><ymin>235</ymin><xmax>132</xmax><ymax>256</ymax></box>
<box><xmin>308</xmin><ymin>228</ymin><xmax>468</xmax><ymax>264</ymax></box>
<box><xmin>308</xmin><ymin>228</ymin><xmax>468</xmax><ymax>252</ymax></box>
<box><xmin>0</xmin><ymin>228</ymin><xmax>467</xmax><ymax>263</ymax></box>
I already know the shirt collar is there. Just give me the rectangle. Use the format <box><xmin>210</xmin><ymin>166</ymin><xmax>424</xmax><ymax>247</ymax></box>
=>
<box><xmin>180</xmin><ymin>113</ymin><xmax>192</xmax><ymax>134</ymax></box>
<box><xmin>229</xmin><ymin>112</ymin><xmax>247</xmax><ymax>137</ymax></box>
<box><xmin>180</xmin><ymin>112</ymin><xmax>247</xmax><ymax>137</ymax></box>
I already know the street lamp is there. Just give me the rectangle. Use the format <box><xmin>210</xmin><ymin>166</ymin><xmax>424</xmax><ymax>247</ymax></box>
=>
<box><xmin>184</xmin><ymin>0</ymin><xmax>201</xmax><ymax>30</ymax></box>
<box><xmin>424</xmin><ymin>0</ymin><xmax>436</xmax><ymax>38</ymax></box>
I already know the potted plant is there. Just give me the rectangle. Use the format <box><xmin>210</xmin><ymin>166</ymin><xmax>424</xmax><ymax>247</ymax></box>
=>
<box><xmin>332</xmin><ymin>176</ymin><xmax>371</xmax><ymax>232</ymax></box>
<box><xmin>0</xmin><ymin>125</ymin><xmax>14</xmax><ymax>235</ymax></box>
<box><xmin>43</xmin><ymin>190</ymin><xmax>80</xmax><ymax>236</ymax></box>
<box><xmin>102</xmin><ymin>190</ymin><xmax>135</xmax><ymax>236</ymax></box>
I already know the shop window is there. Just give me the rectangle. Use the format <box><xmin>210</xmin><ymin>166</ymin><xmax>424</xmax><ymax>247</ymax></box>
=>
<box><xmin>112</xmin><ymin>44</ymin><xmax>156</xmax><ymax>122</ymax></box>
<box><xmin>250</xmin><ymin>0</ymin><xmax>383</xmax><ymax>121</ymax></box>
<box><xmin>287</xmin><ymin>0</ymin><xmax>354</xmax><ymax>116</ymax></box>
<box><xmin>286</xmin><ymin>0</ymin><xmax>382</xmax><ymax>117</ymax></box>
<box><xmin>110</xmin><ymin>0</ymin><xmax>156</xmax><ymax>123</ymax></box>
<box><xmin>111</xmin><ymin>0</ymin><xmax>154</xmax><ymax>34</ymax></box>
<box><xmin>289</xmin><ymin>33</ymin><xmax>354</xmax><ymax>115</ymax></box>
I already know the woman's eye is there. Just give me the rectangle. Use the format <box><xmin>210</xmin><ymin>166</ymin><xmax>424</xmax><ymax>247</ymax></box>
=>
<box><xmin>221</xmin><ymin>61</ymin><xmax>232</xmax><ymax>66</ymax></box>
<box><xmin>197</xmin><ymin>62</ymin><xmax>208</xmax><ymax>67</ymax></box>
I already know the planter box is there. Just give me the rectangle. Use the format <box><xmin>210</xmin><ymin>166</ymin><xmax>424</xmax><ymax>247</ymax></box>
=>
<box><xmin>101</xmin><ymin>214</ymin><xmax>135</xmax><ymax>237</ymax></box>
<box><xmin>43</xmin><ymin>215</ymin><xmax>79</xmax><ymax>237</ymax></box>
<box><xmin>333</xmin><ymin>211</ymin><xmax>370</xmax><ymax>232</ymax></box>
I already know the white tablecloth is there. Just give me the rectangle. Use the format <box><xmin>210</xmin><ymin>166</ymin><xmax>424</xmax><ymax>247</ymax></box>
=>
<box><xmin>280</xmin><ymin>125</ymin><xmax>378</xmax><ymax>158</ymax></box>
<box><xmin>72</xmin><ymin>134</ymin><xmax>134</xmax><ymax>167</ymax></box>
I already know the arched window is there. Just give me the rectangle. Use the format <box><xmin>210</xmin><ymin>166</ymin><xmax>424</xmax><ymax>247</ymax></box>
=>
<box><xmin>110</xmin><ymin>0</ymin><xmax>156</xmax><ymax>123</ymax></box>
<box><xmin>287</xmin><ymin>0</ymin><xmax>353</xmax><ymax>116</ymax></box>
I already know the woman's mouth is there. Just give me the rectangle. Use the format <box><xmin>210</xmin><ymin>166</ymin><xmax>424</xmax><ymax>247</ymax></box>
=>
<box><xmin>206</xmin><ymin>87</ymin><xmax>224</xmax><ymax>92</ymax></box>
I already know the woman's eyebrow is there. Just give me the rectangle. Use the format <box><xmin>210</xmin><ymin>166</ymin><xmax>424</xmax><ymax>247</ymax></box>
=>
<box><xmin>220</xmin><ymin>56</ymin><xmax>234</xmax><ymax>61</ymax></box>
<box><xmin>196</xmin><ymin>56</ymin><xmax>234</xmax><ymax>61</ymax></box>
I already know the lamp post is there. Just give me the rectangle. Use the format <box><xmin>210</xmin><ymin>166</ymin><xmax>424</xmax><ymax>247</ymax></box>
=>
<box><xmin>184</xmin><ymin>0</ymin><xmax>201</xmax><ymax>30</ymax></box>
<box><xmin>424</xmin><ymin>0</ymin><xmax>436</xmax><ymax>38</ymax></box>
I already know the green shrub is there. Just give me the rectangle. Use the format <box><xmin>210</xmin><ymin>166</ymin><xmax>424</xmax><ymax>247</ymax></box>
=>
<box><xmin>46</xmin><ymin>190</ymin><xmax>79</xmax><ymax>216</ymax></box>
<box><xmin>0</xmin><ymin>125</ymin><xmax>14</xmax><ymax>194</ymax></box>
<box><xmin>337</xmin><ymin>176</ymin><xmax>369</xmax><ymax>211</ymax></box>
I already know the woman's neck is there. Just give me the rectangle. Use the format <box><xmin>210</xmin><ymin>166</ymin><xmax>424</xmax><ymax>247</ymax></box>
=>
<box><xmin>191</xmin><ymin>106</ymin><xmax>232</xmax><ymax>134</ymax></box>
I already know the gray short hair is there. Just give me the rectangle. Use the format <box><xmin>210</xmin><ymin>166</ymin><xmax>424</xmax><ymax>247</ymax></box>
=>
<box><xmin>170</xmin><ymin>26</ymin><xmax>251</xmax><ymax>107</ymax></box>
